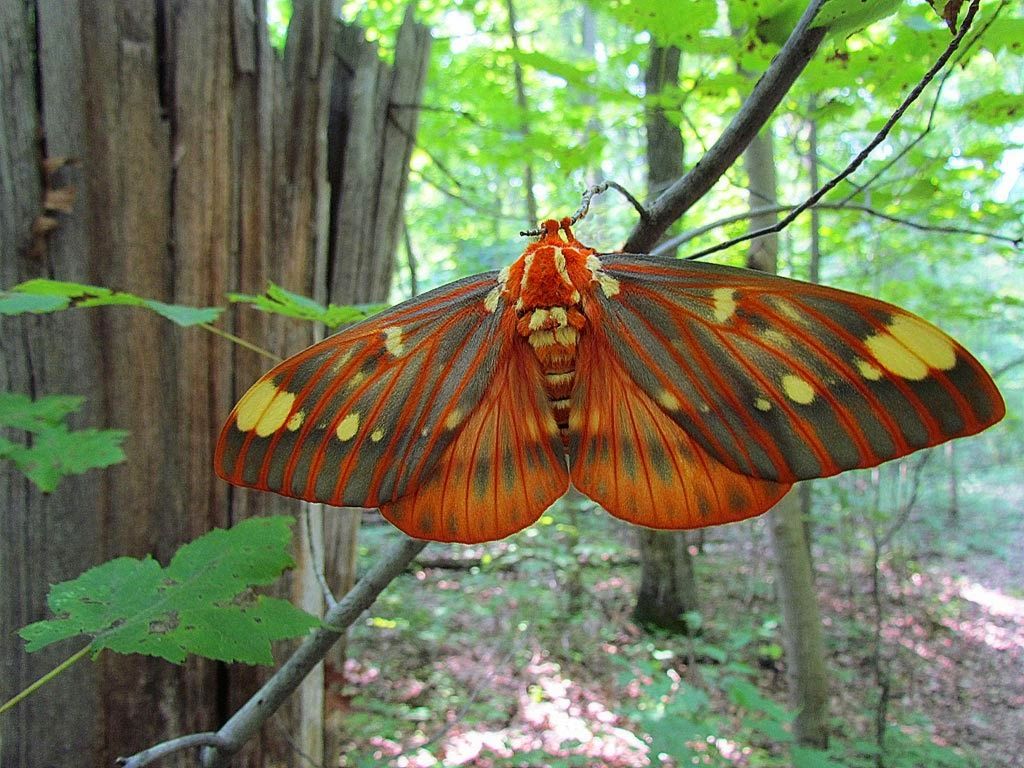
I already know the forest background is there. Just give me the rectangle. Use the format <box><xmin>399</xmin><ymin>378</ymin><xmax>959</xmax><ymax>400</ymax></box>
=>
<box><xmin>1</xmin><ymin>0</ymin><xmax>1022</xmax><ymax>767</ymax></box>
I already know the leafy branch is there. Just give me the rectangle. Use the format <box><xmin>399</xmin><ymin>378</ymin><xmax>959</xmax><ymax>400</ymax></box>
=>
<box><xmin>0</xmin><ymin>392</ymin><xmax>127</xmax><ymax>492</ymax></box>
<box><xmin>1</xmin><ymin>518</ymin><xmax>320</xmax><ymax>715</ymax></box>
<box><xmin>682</xmin><ymin>0</ymin><xmax>986</xmax><ymax>262</ymax></box>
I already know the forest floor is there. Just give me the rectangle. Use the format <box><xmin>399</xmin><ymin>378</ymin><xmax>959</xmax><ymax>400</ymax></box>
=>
<box><xmin>338</xmin><ymin>469</ymin><xmax>1024</xmax><ymax>768</ymax></box>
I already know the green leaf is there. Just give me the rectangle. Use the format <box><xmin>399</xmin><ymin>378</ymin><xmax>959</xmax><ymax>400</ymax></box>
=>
<box><xmin>962</xmin><ymin>90</ymin><xmax>1024</xmax><ymax>126</ymax></box>
<box><xmin>0</xmin><ymin>292</ymin><xmax>70</xmax><ymax>315</ymax></box>
<box><xmin>0</xmin><ymin>392</ymin><xmax>127</xmax><ymax>492</ymax></box>
<box><xmin>141</xmin><ymin>299</ymin><xmax>222</xmax><ymax>327</ymax></box>
<box><xmin>228</xmin><ymin>282</ymin><xmax>384</xmax><ymax>328</ymax></box>
<box><xmin>508</xmin><ymin>50</ymin><xmax>596</xmax><ymax>89</ymax></box>
<box><xmin>817</xmin><ymin>0</ymin><xmax>901</xmax><ymax>37</ymax></box>
<box><xmin>12</xmin><ymin>279</ymin><xmax>113</xmax><ymax>298</ymax></box>
<box><xmin>2</xmin><ymin>279</ymin><xmax>222</xmax><ymax>326</ymax></box>
<box><xmin>20</xmin><ymin>517</ymin><xmax>320</xmax><ymax>665</ymax></box>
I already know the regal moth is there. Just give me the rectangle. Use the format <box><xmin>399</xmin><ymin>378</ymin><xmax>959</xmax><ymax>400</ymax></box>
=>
<box><xmin>215</xmin><ymin>217</ymin><xmax>1004</xmax><ymax>543</ymax></box>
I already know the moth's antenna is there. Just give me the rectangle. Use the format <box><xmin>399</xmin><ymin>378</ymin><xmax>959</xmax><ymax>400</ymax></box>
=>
<box><xmin>521</xmin><ymin>180</ymin><xmax>649</xmax><ymax>238</ymax></box>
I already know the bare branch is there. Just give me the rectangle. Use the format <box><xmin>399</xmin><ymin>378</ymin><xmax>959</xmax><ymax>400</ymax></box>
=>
<box><xmin>622</xmin><ymin>0</ymin><xmax>830</xmax><ymax>253</ymax></box>
<box><xmin>649</xmin><ymin>201</ymin><xmax>1022</xmax><ymax>256</ymax></box>
<box><xmin>683</xmin><ymin>0</ymin><xmax>984</xmax><ymax>262</ymax></box>
<box><xmin>199</xmin><ymin>536</ymin><xmax>429</xmax><ymax>767</ymax></box>
<box><xmin>116</xmin><ymin>733</ymin><xmax>232</xmax><ymax>768</ymax></box>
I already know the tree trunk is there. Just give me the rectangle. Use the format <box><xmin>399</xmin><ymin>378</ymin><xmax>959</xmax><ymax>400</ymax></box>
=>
<box><xmin>744</xmin><ymin>128</ymin><xmax>830</xmax><ymax>749</ymax></box>
<box><xmin>0</xmin><ymin>2</ymin><xmax>423</xmax><ymax>765</ymax></box>
<box><xmin>631</xmin><ymin>42</ymin><xmax>700</xmax><ymax>634</ymax></box>
<box><xmin>321</xmin><ymin>9</ymin><xmax>430</xmax><ymax>765</ymax></box>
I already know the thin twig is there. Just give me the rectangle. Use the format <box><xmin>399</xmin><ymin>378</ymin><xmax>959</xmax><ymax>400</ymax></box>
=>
<box><xmin>683</xmin><ymin>0</ymin><xmax>983</xmax><ymax>262</ymax></box>
<box><xmin>623</xmin><ymin>0</ymin><xmax>830</xmax><ymax>253</ymax></box>
<box><xmin>0</xmin><ymin>644</ymin><xmax>92</xmax><ymax>715</ymax></box>
<box><xmin>835</xmin><ymin>0</ymin><xmax>1009</xmax><ymax>207</ymax></box>
<box><xmin>304</xmin><ymin>503</ymin><xmax>337</xmax><ymax>610</ymax></box>
<box><xmin>648</xmin><ymin>201</ymin><xmax>1022</xmax><ymax>256</ymax></box>
<box><xmin>200</xmin><ymin>322</ymin><xmax>281</xmax><ymax>362</ymax></box>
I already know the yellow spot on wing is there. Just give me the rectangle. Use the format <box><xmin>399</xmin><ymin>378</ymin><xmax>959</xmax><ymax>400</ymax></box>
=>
<box><xmin>383</xmin><ymin>326</ymin><xmax>405</xmax><ymax>357</ymax></box>
<box><xmin>712</xmin><ymin>288</ymin><xmax>737</xmax><ymax>322</ymax></box>
<box><xmin>484</xmin><ymin>286</ymin><xmax>502</xmax><ymax>313</ymax></box>
<box><xmin>886</xmin><ymin>314</ymin><xmax>956</xmax><ymax>371</ymax></box>
<box><xmin>336</xmin><ymin>412</ymin><xmax>360</xmax><ymax>441</ymax></box>
<box><xmin>754</xmin><ymin>396</ymin><xmax>772</xmax><ymax>412</ymax></box>
<box><xmin>286</xmin><ymin>411</ymin><xmax>305</xmax><ymax>431</ymax></box>
<box><xmin>585</xmin><ymin>254</ymin><xmax>620</xmax><ymax>298</ymax></box>
<box><xmin>657</xmin><ymin>390</ymin><xmax>681</xmax><ymax>411</ymax></box>
<box><xmin>371</xmin><ymin>428</ymin><xmax>385</xmax><ymax>442</ymax></box>
<box><xmin>865</xmin><ymin>332</ymin><xmax>928</xmax><ymax>380</ymax></box>
<box><xmin>235</xmin><ymin>380</ymin><xmax>279</xmax><ymax>432</ymax></box>
<box><xmin>781</xmin><ymin>374</ymin><xmax>815</xmax><ymax>405</ymax></box>
<box><xmin>255</xmin><ymin>389</ymin><xmax>296</xmax><ymax>437</ymax></box>
<box><xmin>445</xmin><ymin>408</ymin><xmax>464</xmax><ymax>430</ymax></box>
<box><xmin>856</xmin><ymin>359</ymin><xmax>883</xmax><ymax>381</ymax></box>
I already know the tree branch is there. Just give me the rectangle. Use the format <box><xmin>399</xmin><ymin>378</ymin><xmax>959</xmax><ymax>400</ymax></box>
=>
<box><xmin>116</xmin><ymin>734</ymin><xmax>232</xmax><ymax>768</ymax></box>
<box><xmin>622</xmin><ymin>0</ymin><xmax>829</xmax><ymax>253</ymax></box>
<box><xmin>682</xmin><ymin>0</ymin><xmax>983</xmax><ymax>262</ymax></box>
<box><xmin>194</xmin><ymin>535</ymin><xmax>429</xmax><ymax>767</ymax></box>
<box><xmin>649</xmin><ymin>201</ymin><xmax>1023</xmax><ymax>256</ymax></box>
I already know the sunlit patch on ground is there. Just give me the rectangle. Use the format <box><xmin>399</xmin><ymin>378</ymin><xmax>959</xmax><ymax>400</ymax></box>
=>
<box><xmin>408</xmin><ymin>657</ymin><xmax>648</xmax><ymax>767</ymax></box>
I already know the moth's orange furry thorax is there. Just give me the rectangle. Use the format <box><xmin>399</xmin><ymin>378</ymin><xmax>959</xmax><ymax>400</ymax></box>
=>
<box><xmin>504</xmin><ymin>218</ymin><xmax>595</xmax><ymax>313</ymax></box>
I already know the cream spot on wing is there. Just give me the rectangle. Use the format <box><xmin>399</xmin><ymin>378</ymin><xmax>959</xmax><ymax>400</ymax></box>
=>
<box><xmin>864</xmin><ymin>332</ymin><xmax>928</xmax><ymax>380</ymax></box>
<box><xmin>856</xmin><ymin>358</ymin><xmax>883</xmax><ymax>381</ymax></box>
<box><xmin>235</xmin><ymin>380</ymin><xmax>279</xmax><ymax>432</ymax></box>
<box><xmin>657</xmin><ymin>390</ymin><xmax>681</xmax><ymax>411</ymax></box>
<box><xmin>345</xmin><ymin>370</ymin><xmax>367</xmax><ymax>392</ymax></box>
<box><xmin>697</xmin><ymin>402</ymin><xmax>710</xmax><ymax>414</ymax></box>
<box><xmin>335</xmin><ymin>412</ymin><xmax>360</xmax><ymax>442</ymax></box>
<box><xmin>383</xmin><ymin>326</ymin><xmax>405</xmax><ymax>357</ymax></box>
<box><xmin>762</xmin><ymin>329</ymin><xmax>790</xmax><ymax>347</ymax></box>
<box><xmin>370</xmin><ymin>427</ymin><xmax>385</xmax><ymax>442</ymax></box>
<box><xmin>255</xmin><ymin>389</ymin><xmax>296</xmax><ymax>437</ymax></box>
<box><xmin>712</xmin><ymin>288</ymin><xmax>737</xmax><ymax>323</ymax></box>
<box><xmin>585</xmin><ymin>254</ymin><xmax>620</xmax><ymax>298</ymax></box>
<box><xmin>773</xmin><ymin>298</ymin><xmax>804</xmax><ymax>323</ymax></box>
<box><xmin>781</xmin><ymin>374</ymin><xmax>815</xmax><ymax>405</ymax></box>
<box><xmin>886</xmin><ymin>314</ymin><xmax>957</xmax><ymax>371</ymax></box>
<box><xmin>754</xmin><ymin>396</ymin><xmax>772</xmax><ymax>412</ymax></box>
<box><xmin>331</xmin><ymin>349</ymin><xmax>355</xmax><ymax>373</ymax></box>
<box><xmin>286</xmin><ymin>411</ymin><xmax>305</xmax><ymax>431</ymax></box>
<box><xmin>445</xmin><ymin>408</ymin><xmax>464</xmax><ymax>430</ymax></box>
<box><xmin>484</xmin><ymin>285</ymin><xmax>502</xmax><ymax>313</ymax></box>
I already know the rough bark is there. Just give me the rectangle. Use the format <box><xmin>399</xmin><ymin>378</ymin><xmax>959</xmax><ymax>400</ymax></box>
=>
<box><xmin>319</xmin><ymin>10</ymin><xmax>430</xmax><ymax>765</ymax></box>
<box><xmin>744</xmin><ymin>128</ymin><xmax>830</xmax><ymax>749</ymax></box>
<box><xmin>0</xmin><ymin>1</ymin><xmax>430</xmax><ymax>765</ymax></box>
